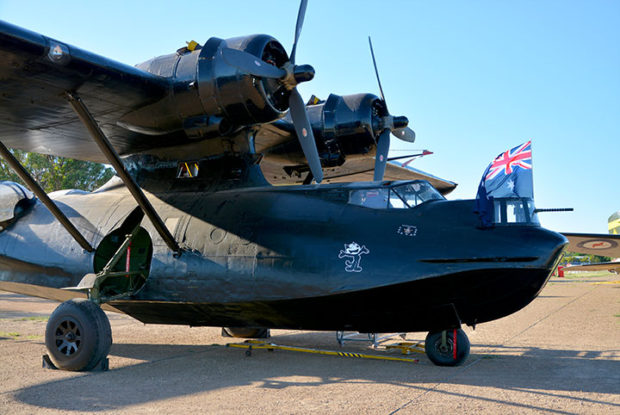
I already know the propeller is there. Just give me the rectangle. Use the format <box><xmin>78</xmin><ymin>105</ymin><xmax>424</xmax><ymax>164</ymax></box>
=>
<box><xmin>368</xmin><ymin>37</ymin><xmax>417</xmax><ymax>181</ymax></box>
<box><xmin>221</xmin><ymin>0</ymin><xmax>322</xmax><ymax>183</ymax></box>
<box><xmin>373</xmin><ymin>129</ymin><xmax>391</xmax><ymax>181</ymax></box>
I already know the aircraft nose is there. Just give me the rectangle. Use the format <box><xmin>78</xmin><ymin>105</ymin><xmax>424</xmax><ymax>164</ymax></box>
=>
<box><xmin>538</xmin><ymin>228</ymin><xmax>568</xmax><ymax>269</ymax></box>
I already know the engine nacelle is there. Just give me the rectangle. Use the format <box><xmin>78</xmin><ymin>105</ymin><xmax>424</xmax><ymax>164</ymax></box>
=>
<box><xmin>261</xmin><ymin>93</ymin><xmax>397</xmax><ymax>169</ymax></box>
<box><xmin>313</xmin><ymin>93</ymin><xmax>384</xmax><ymax>160</ymax></box>
<box><xmin>122</xmin><ymin>35</ymin><xmax>290</xmax><ymax>139</ymax></box>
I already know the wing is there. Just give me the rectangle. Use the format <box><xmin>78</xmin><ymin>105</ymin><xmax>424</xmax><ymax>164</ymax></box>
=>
<box><xmin>0</xmin><ymin>20</ymin><xmax>186</xmax><ymax>162</ymax></box>
<box><xmin>260</xmin><ymin>156</ymin><xmax>457</xmax><ymax>194</ymax></box>
<box><xmin>256</xmin><ymin>119</ymin><xmax>457</xmax><ymax>194</ymax></box>
<box><xmin>562</xmin><ymin>233</ymin><xmax>620</xmax><ymax>258</ymax></box>
<box><xmin>564</xmin><ymin>262</ymin><xmax>620</xmax><ymax>273</ymax></box>
<box><xmin>321</xmin><ymin>159</ymin><xmax>457</xmax><ymax>195</ymax></box>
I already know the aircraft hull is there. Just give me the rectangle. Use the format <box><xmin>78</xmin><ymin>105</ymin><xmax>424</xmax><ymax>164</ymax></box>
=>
<box><xmin>107</xmin><ymin>266</ymin><xmax>557</xmax><ymax>332</ymax></box>
<box><xmin>0</xmin><ymin>181</ymin><xmax>567</xmax><ymax>333</ymax></box>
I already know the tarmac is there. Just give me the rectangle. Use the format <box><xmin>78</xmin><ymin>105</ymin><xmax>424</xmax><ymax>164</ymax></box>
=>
<box><xmin>0</xmin><ymin>272</ymin><xmax>618</xmax><ymax>414</ymax></box>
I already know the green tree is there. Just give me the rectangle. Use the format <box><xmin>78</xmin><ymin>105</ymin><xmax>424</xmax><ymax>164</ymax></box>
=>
<box><xmin>0</xmin><ymin>149</ymin><xmax>115</xmax><ymax>193</ymax></box>
<box><xmin>560</xmin><ymin>252</ymin><xmax>612</xmax><ymax>265</ymax></box>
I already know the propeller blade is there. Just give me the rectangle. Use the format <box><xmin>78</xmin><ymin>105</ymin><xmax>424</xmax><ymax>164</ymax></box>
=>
<box><xmin>373</xmin><ymin>129</ymin><xmax>391</xmax><ymax>181</ymax></box>
<box><xmin>221</xmin><ymin>47</ymin><xmax>286</xmax><ymax>79</ymax></box>
<box><xmin>289</xmin><ymin>88</ymin><xmax>323</xmax><ymax>183</ymax></box>
<box><xmin>368</xmin><ymin>36</ymin><xmax>386</xmax><ymax>104</ymax></box>
<box><xmin>290</xmin><ymin>0</ymin><xmax>308</xmax><ymax>65</ymax></box>
<box><xmin>392</xmin><ymin>127</ymin><xmax>416</xmax><ymax>143</ymax></box>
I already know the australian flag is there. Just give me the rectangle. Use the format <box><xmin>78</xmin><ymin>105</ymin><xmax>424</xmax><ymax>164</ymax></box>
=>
<box><xmin>475</xmin><ymin>141</ymin><xmax>534</xmax><ymax>226</ymax></box>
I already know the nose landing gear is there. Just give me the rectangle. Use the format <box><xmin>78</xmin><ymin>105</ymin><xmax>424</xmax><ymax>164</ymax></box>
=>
<box><xmin>425</xmin><ymin>328</ymin><xmax>470</xmax><ymax>366</ymax></box>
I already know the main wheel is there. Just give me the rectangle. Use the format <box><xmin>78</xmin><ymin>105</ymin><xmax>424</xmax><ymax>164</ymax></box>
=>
<box><xmin>45</xmin><ymin>299</ymin><xmax>112</xmax><ymax>371</ymax></box>
<box><xmin>425</xmin><ymin>328</ymin><xmax>470</xmax><ymax>366</ymax></box>
<box><xmin>221</xmin><ymin>327</ymin><xmax>270</xmax><ymax>339</ymax></box>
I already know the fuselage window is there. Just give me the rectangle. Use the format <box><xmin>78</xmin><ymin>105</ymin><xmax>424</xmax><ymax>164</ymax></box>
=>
<box><xmin>493</xmin><ymin>198</ymin><xmax>540</xmax><ymax>225</ymax></box>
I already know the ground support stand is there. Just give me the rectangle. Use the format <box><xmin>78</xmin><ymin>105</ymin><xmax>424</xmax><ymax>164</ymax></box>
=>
<box><xmin>336</xmin><ymin>331</ymin><xmax>408</xmax><ymax>348</ymax></box>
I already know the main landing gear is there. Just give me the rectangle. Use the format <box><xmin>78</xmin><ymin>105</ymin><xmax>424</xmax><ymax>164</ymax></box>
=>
<box><xmin>424</xmin><ymin>328</ymin><xmax>470</xmax><ymax>366</ymax></box>
<box><xmin>44</xmin><ymin>299</ymin><xmax>112</xmax><ymax>371</ymax></box>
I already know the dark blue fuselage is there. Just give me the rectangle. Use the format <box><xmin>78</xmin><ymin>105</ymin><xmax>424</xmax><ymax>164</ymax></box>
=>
<box><xmin>0</xmin><ymin>180</ymin><xmax>567</xmax><ymax>332</ymax></box>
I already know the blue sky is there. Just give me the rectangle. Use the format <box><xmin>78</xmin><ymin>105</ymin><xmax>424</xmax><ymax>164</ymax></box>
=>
<box><xmin>1</xmin><ymin>0</ymin><xmax>618</xmax><ymax>233</ymax></box>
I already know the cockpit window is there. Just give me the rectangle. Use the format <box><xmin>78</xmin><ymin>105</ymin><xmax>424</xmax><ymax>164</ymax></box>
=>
<box><xmin>348</xmin><ymin>181</ymin><xmax>444</xmax><ymax>210</ymax></box>
<box><xmin>349</xmin><ymin>188</ymin><xmax>389</xmax><ymax>209</ymax></box>
<box><xmin>390</xmin><ymin>182</ymin><xmax>444</xmax><ymax>208</ymax></box>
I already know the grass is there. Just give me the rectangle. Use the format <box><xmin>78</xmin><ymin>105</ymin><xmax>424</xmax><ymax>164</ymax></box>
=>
<box><xmin>0</xmin><ymin>331</ymin><xmax>42</xmax><ymax>340</ymax></box>
<box><xmin>18</xmin><ymin>316</ymin><xmax>48</xmax><ymax>322</ymax></box>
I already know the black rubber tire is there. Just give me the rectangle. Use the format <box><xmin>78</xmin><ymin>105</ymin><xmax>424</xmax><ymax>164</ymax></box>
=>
<box><xmin>221</xmin><ymin>327</ymin><xmax>270</xmax><ymax>339</ymax></box>
<box><xmin>425</xmin><ymin>329</ymin><xmax>470</xmax><ymax>366</ymax></box>
<box><xmin>45</xmin><ymin>299</ymin><xmax>112</xmax><ymax>371</ymax></box>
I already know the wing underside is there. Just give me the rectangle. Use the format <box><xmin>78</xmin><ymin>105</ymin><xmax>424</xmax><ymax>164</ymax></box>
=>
<box><xmin>0</xmin><ymin>20</ymin><xmax>183</xmax><ymax>162</ymax></box>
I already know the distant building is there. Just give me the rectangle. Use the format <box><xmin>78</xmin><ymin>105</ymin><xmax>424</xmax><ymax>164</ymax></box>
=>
<box><xmin>609</xmin><ymin>211</ymin><xmax>620</xmax><ymax>235</ymax></box>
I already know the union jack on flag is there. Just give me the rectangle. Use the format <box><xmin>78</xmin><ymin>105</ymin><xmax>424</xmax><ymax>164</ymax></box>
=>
<box><xmin>475</xmin><ymin>140</ymin><xmax>535</xmax><ymax>226</ymax></box>
<box><xmin>485</xmin><ymin>141</ymin><xmax>532</xmax><ymax>181</ymax></box>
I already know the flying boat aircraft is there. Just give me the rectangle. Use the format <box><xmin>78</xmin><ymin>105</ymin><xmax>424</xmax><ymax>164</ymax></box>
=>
<box><xmin>0</xmin><ymin>1</ymin><xmax>568</xmax><ymax>370</ymax></box>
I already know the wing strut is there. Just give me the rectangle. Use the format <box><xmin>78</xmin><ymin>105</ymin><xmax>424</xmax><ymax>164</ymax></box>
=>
<box><xmin>0</xmin><ymin>141</ymin><xmax>94</xmax><ymax>252</ymax></box>
<box><xmin>65</xmin><ymin>92</ymin><xmax>182</xmax><ymax>257</ymax></box>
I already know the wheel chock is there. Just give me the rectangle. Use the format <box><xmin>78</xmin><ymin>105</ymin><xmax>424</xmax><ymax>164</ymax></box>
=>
<box><xmin>42</xmin><ymin>355</ymin><xmax>109</xmax><ymax>371</ymax></box>
<box><xmin>42</xmin><ymin>354</ymin><xmax>57</xmax><ymax>370</ymax></box>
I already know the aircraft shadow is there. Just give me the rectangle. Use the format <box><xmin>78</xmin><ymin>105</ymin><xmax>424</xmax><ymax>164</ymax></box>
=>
<box><xmin>13</xmin><ymin>341</ymin><xmax>620</xmax><ymax>412</ymax></box>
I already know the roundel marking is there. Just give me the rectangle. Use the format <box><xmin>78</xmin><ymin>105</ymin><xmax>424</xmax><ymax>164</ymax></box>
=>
<box><xmin>577</xmin><ymin>239</ymin><xmax>618</xmax><ymax>250</ymax></box>
<box><xmin>210</xmin><ymin>228</ymin><xmax>226</xmax><ymax>244</ymax></box>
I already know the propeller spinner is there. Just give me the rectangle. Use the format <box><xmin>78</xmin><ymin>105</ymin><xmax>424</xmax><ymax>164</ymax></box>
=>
<box><xmin>221</xmin><ymin>0</ymin><xmax>322</xmax><ymax>183</ymax></box>
<box><xmin>368</xmin><ymin>37</ymin><xmax>416</xmax><ymax>181</ymax></box>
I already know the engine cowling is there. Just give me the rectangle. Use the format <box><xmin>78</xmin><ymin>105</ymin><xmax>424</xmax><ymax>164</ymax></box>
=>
<box><xmin>264</xmin><ymin>93</ymin><xmax>392</xmax><ymax>167</ymax></box>
<box><xmin>316</xmin><ymin>93</ymin><xmax>384</xmax><ymax>160</ymax></box>
<box><xmin>121</xmin><ymin>35</ymin><xmax>290</xmax><ymax>139</ymax></box>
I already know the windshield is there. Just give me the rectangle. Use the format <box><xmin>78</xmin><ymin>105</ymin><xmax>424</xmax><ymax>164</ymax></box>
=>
<box><xmin>390</xmin><ymin>181</ymin><xmax>444</xmax><ymax>208</ymax></box>
<box><xmin>348</xmin><ymin>181</ymin><xmax>444</xmax><ymax>209</ymax></box>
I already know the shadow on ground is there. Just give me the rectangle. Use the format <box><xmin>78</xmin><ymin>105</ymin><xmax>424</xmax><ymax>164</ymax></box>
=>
<box><xmin>12</xmin><ymin>339</ymin><xmax>620</xmax><ymax>413</ymax></box>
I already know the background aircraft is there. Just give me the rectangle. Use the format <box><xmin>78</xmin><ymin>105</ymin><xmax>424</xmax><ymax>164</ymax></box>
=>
<box><xmin>563</xmin><ymin>212</ymin><xmax>620</xmax><ymax>273</ymax></box>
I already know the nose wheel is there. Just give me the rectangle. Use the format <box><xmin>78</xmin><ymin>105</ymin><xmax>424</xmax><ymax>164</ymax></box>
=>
<box><xmin>45</xmin><ymin>298</ymin><xmax>112</xmax><ymax>371</ymax></box>
<box><xmin>425</xmin><ymin>329</ymin><xmax>470</xmax><ymax>366</ymax></box>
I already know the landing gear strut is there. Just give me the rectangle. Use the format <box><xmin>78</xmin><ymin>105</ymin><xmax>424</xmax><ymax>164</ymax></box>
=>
<box><xmin>425</xmin><ymin>328</ymin><xmax>470</xmax><ymax>366</ymax></box>
<box><xmin>44</xmin><ymin>298</ymin><xmax>112</xmax><ymax>371</ymax></box>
